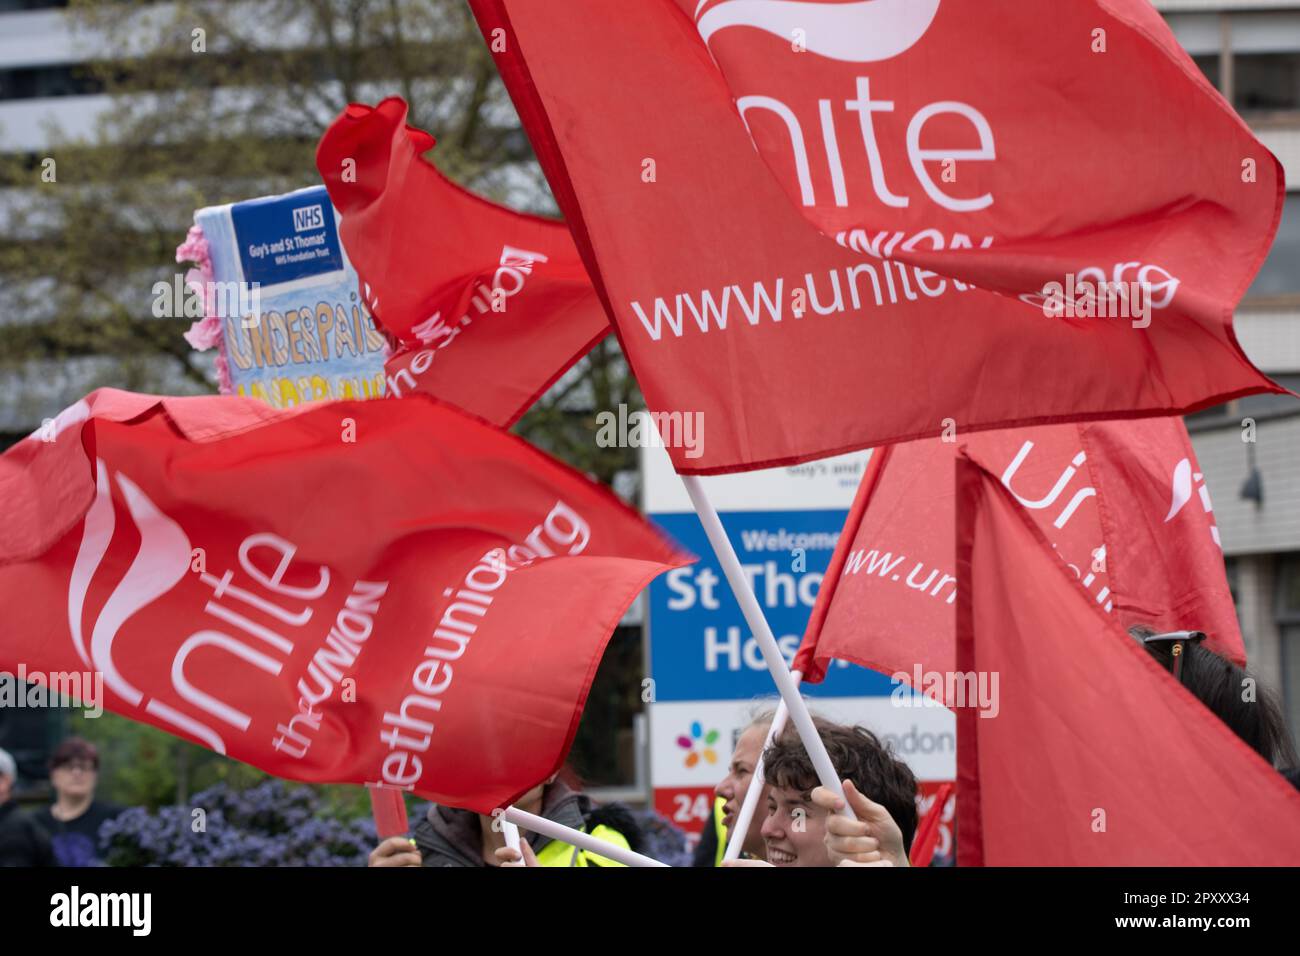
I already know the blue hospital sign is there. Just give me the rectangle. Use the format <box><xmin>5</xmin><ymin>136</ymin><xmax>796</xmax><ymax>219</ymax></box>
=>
<box><xmin>641</xmin><ymin>445</ymin><xmax>956</xmax><ymax>843</ymax></box>
<box><xmin>648</xmin><ymin>509</ymin><xmax>891</xmax><ymax>701</ymax></box>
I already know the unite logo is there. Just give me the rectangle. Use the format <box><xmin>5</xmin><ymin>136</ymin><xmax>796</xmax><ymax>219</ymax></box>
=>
<box><xmin>693</xmin><ymin>0</ymin><xmax>940</xmax><ymax>63</ymax></box>
<box><xmin>65</xmin><ymin>457</ymin><xmax>362</xmax><ymax>760</ymax></box>
<box><xmin>1165</xmin><ymin>457</ymin><xmax>1222</xmax><ymax>549</ymax></box>
<box><xmin>67</xmin><ymin>460</ymin><xmax>204</xmax><ymax>743</ymax></box>
<box><xmin>998</xmin><ymin>439</ymin><xmax>1113</xmax><ymax>614</ymax></box>
<box><xmin>994</xmin><ymin>441</ymin><xmax>1225</xmax><ymax>614</ymax></box>
<box><xmin>685</xmin><ymin>0</ymin><xmax>996</xmax><ymax>222</ymax></box>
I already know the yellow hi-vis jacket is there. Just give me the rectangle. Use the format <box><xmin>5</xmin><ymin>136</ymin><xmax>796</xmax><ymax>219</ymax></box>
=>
<box><xmin>534</xmin><ymin>824</ymin><xmax>632</xmax><ymax>867</ymax></box>
<box><xmin>712</xmin><ymin>796</ymin><xmax>728</xmax><ymax>867</ymax></box>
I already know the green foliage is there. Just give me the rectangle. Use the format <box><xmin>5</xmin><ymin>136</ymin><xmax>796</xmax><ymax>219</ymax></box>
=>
<box><xmin>67</xmin><ymin>709</ymin><xmax>378</xmax><ymax>819</ymax></box>
<box><xmin>1</xmin><ymin>0</ymin><xmax>550</xmax><ymax>426</ymax></box>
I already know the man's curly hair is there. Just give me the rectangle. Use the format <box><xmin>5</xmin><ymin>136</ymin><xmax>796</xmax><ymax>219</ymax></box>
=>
<box><xmin>763</xmin><ymin>716</ymin><xmax>919</xmax><ymax>853</ymax></box>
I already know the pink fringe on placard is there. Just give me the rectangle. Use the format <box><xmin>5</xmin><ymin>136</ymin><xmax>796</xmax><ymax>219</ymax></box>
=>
<box><xmin>175</xmin><ymin>224</ymin><xmax>234</xmax><ymax>394</ymax></box>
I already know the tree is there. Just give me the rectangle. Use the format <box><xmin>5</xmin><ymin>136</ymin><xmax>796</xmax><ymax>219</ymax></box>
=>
<box><xmin>1</xmin><ymin>0</ymin><xmax>638</xmax><ymax>488</ymax></box>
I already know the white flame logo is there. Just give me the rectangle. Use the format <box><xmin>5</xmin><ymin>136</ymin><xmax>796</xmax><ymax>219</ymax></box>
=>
<box><xmin>65</xmin><ymin>461</ymin><xmax>226</xmax><ymax>751</ymax></box>
<box><xmin>69</xmin><ymin>460</ymin><xmax>191</xmax><ymax>701</ymax></box>
<box><xmin>1165</xmin><ymin>457</ymin><xmax>1221</xmax><ymax>549</ymax></box>
<box><xmin>694</xmin><ymin>0</ymin><xmax>941</xmax><ymax>62</ymax></box>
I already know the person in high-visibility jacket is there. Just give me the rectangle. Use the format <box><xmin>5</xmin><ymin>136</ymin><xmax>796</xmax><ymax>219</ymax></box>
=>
<box><xmin>368</xmin><ymin>774</ymin><xmax>640</xmax><ymax>868</ymax></box>
<box><xmin>497</xmin><ymin>817</ymin><xmax>633</xmax><ymax>867</ymax></box>
<box><xmin>690</xmin><ymin>796</ymin><xmax>730</xmax><ymax>868</ymax></box>
<box><xmin>692</xmin><ymin>711</ymin><xmax>773</xmax><ymax>866</ymax></box>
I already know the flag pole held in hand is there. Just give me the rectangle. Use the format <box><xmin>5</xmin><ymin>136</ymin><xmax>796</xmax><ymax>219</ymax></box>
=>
<box><xmin>502</xmin><ymin>819</ymin><xmax>522</xmax><ymax>854</ymax></box>
<box><xmin>722</xmin><ymin>671</ymin><xmax>801</xmax><ymax>862</ymax></box>
<box><xmin>502</xmin><ymin>806</ymin><xmax>669</xmax><ymax>867</ymax></box>
<box><xmin>681</xmin><ymin>475</ymin><xmax>854</xmax><ymax>820</ymax></box>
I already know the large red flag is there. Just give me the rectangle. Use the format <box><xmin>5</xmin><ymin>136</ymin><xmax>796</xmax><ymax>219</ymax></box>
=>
<box><xmin>794</xmin><ymin>419</ymin><xmax>1244</xmax><ymax>697</ymax></box>
<box><xmin>469</xmin><ymin>0</ymin><xmax>1285</xmax><ymax>473</ymax></box>
<box><xmin>0</xmin><ymin>390</ymin><xmax>689</xmax><ymax>812</ymax></box>
<box><xmin>953</xmin><ymin>453</ymin><xmax>1300</xmax><ymax>865</ymax></box>
<box><xmin>316</xmin><ymin>98</ymin><xmax>609</xmax><ymax>427</ymax></box>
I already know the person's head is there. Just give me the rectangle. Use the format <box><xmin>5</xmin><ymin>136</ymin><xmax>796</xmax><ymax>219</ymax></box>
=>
<box><xmin>714</xmin><ymin>709</ymin><xmax>774</xmax><ymax>858</ymax></box>
<box><xmin>0</xmin><ymin>747</ymin><xmax>15</xmax><ymax>804</ymax></box>
<box><xmin>760</xmin><ymin>718</ymin><xmax>918</xmax><ymax>867</ymax></box>
<box><xmin>513</xmin><ymin>781</ymin><xmax>548</xmax><ymax>814</ymax></box>
<box><xmin>475</xmin><ymin>772</ymin><xmax>559</xmax><ymax>836</ymax></box>
<box><xmin>48</xmin><ymin>737</ymin><xmax>100</xmax><ymax>802</ymax></box>
<box><xmin>1130</xmin><ymin>626</ymin><xmax>1299</xmax><ymax>768</ymax></box>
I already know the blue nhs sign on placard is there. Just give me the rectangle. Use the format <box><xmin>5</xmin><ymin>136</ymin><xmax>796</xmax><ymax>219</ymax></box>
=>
<box><xmin>230</xmin><ymin>186</ymin><xmax>345</xmax><ymax>288</ymax></box>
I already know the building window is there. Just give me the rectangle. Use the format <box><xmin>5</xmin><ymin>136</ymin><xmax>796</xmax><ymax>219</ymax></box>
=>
<box><xmin>1278</xmin><ymin>556</ymin><xmax>1300</xmax><ymax>746</ymax></box>
<box><xmin>1235</xmin><ymin>51</ymin><xmax>1300</xmax><ymax>114</ymax></box>
<box><xmin>0</xmin><ymin>64</ymin><xmax>102</xmax><ymax>102</ymax></box>
<box><xmin>1165</xmin><ymin>11</ymin><xmax>1300</xmax><ymax>120</ymax></box>
<box><xmin>1225</xmin><ymin>556</ymin><xmax>1240</xmax><ymax>612</ymax></box>
<box><xmin>1184</xmin><ymin>374</ymin><xmax>1300</xmax><ymax>428</ymax></box>
<box><xmin>1246</xmin><ymin>196</ymin><xmax>1300</xmax><ymax>301</ymax></box>
<box><xmin>0</xmin><ymin>2</ymin><xmax>70</xmax><ymax>12</ymax></box>
<box><xmin>1192</xmin><ymin>54</ymin><xmax>1221</xmax><ymax>90</ymax></box>
<box><xmin>567</xmin><ymin>626</ymin><xmax>645</xmax><ymax>790</ymax></box>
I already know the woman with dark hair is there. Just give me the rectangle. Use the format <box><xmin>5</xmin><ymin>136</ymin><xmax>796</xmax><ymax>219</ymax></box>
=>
<box><xmin>1129</xmin><ymin>625</ymin><xmax>1299</xmax><ymax>770</ymax></box>
<box><xmin>368</xmin><ymin>769</ymin><xmax>642</xmax><ymax>868</ymax></box>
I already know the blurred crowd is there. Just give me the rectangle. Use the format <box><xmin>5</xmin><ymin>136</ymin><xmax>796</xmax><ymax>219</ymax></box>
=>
<box><xmin>0</xmin><ymin>738</ymin><xmax>121</xmax><ymax>867</ymax></box>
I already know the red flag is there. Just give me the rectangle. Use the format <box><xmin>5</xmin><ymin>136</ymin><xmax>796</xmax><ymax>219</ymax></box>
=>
<box><xmin>468</xmin><ymin>0</ymin><xmax>1284</xmax><ymax>473</ymax></box>
<box><xmin>316</xmin><ymin>98</ymin><xmax>609</xmax><ymax>426</ymax></box>
<box><xmin>0</xmin><ymin>390</ymin><xmax>689</xmax><ymax>812</ymax></box>
<box><xmin>909</xmin><ymin>781</ymin><xmax>953</xmax><ymax>868</ymax></box>
<box><xmin>795</xmin><ymin>419</ymin><xmax>1244</xmax><ymax>695</ymax></box>
<box><xmin>954</xmin><ymin>453</ymin><xmax>1300</xmax><ymax>865</ymax></box>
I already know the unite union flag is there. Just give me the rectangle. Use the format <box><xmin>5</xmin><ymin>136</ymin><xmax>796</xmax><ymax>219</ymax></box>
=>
<box><xmin>470</xmin><ymin>0</ymin><xmax>1286</xmax><ymax>473</ymax></box>
<box><xmin>0</xmin><ymin>389</ymin><xmax>690</xmax><ymax>811</ymax></box>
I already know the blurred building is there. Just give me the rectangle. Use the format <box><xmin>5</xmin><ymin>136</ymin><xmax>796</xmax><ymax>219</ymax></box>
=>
<box><xmin>1159</xmin><ymin>1</ymin><xmax>1300</xmax><ymax>743</ymax></box>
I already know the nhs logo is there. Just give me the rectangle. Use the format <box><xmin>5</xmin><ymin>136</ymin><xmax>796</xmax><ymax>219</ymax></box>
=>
<box><xmin>230</xmin><ymin>186</ymin><xmax>345</xmax><ymax>286</ymax></box>
<box><xmin>293</xmin><ymin>204</ymin><xmax>326</xmax><ymax>232</ymax></box>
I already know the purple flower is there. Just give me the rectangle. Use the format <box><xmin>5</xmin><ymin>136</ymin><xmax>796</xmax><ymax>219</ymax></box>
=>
<box><xmin>103</xmin><ymin>781</ymin><xmax>374</xmax><ymax>868</ymax></box>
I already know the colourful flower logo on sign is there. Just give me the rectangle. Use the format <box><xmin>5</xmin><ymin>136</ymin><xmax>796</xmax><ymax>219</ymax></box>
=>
<box><xmin>677</xmin><ymin>721</ymin><xmax>720</xmax><ymax>768</ymax></box>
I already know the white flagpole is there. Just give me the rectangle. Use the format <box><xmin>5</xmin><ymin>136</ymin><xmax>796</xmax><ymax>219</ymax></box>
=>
<box><xmin>721</xmin><ymin>670</ymin><xmax>801</xmax><ymax>862</ymax></box>
<box><xmin>680</xmin><ymin>474</ymin><xmax>854</xmax><ymax>819</ymax></box>
<box><xmin>503</xmin><ymin>806</ymin><xmax>669</xmax><ymax>867</ymax></box>
<box><xmin>502</xmin><ymin>819</ymin><xmax>522</xmax><ymax>853</ymax></box>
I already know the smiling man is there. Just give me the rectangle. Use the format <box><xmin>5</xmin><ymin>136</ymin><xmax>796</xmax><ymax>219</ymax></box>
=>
<box><xmin>758</xmin><ymin>720</ymin><xmax>918</xmax><ymax>868</ymax></box>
